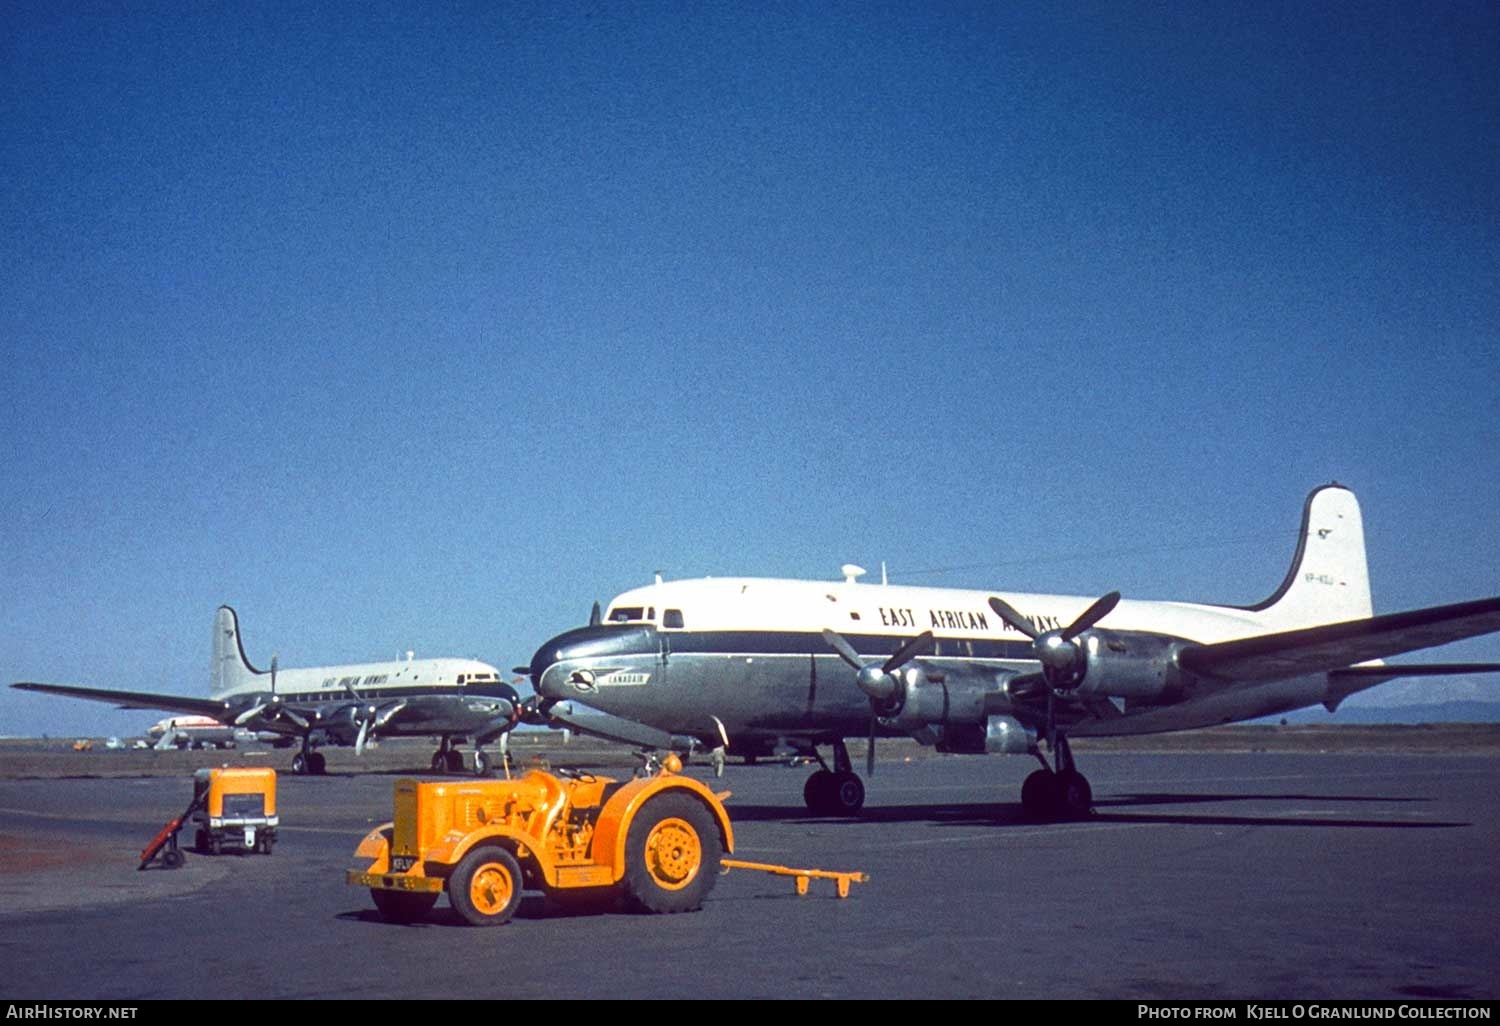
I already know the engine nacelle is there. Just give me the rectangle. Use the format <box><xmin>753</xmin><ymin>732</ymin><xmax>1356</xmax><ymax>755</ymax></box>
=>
<box><xmin>922</xmin><ymin>716</ymin><xmax>1036</xmax><ymax>755</ymax></box>
<box><xmin>1074</xmin><ymin>629</ymin><xmax>1193</xmax><ymax>703</ymax></box>
<box><xmin>881</xmin><ymin>667</ymin><xmax>987</xmax><ymax>730</ymax></box>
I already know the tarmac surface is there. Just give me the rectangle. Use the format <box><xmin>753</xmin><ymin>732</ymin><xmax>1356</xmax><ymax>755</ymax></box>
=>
<box><xmin>1</xmin><ymin>740</ymin><xmax>1496</xmax><ymax>1000</ymax></box>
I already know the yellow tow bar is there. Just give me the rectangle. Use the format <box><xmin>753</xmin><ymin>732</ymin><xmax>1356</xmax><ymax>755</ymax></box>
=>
<box><xmin>721</xmin><ymin>858</ymin><xmax>869</xmax><ymax>898</ymax></box>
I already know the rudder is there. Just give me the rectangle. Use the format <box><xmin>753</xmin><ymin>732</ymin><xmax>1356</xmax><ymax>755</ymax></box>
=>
<box><xmin>1239</xmin><ymin>484</ymin><xmax>1374</xmax><ymax>630</ymax></box>
<box><xmin>211</xmin><ymin>606</ymin><xmax>262</xmax><ymax>697</ymax></box>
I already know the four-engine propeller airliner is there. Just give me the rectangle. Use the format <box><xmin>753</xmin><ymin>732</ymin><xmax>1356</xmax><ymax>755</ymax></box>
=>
<box><xmin>524</xmin><ymin>485</ymin><xmax>1500</xmax><ymax>818</ymax></box>
<box><xmin>13</xmin><ymin>606</ymin><xmax>521</xmax><ymax>775</ymax></box>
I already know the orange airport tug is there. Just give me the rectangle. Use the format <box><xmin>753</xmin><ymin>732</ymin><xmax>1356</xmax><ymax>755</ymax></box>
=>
<box><xmin>348</xmin><ymin>754</ymin><xmax>732</xmax><ymax>925</ymax></box>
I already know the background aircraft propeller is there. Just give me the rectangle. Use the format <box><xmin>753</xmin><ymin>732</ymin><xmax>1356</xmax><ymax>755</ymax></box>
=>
<box><xmin>821</xmin><ymin>628</ymin><xmax>935</xmax><ymax>774</ymax></box>
<box><xmin>987</xmin><ymin>591</ymin><xmax>1121</xmax><ymax>688</ymax></box>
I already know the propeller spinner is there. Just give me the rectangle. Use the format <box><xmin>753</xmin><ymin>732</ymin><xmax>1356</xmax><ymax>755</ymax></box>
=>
<box><xmin>821</xmin><ymin>628</ymin><xmax>935</xmax><ymax>775</ymax></box>
<box><xmin>987</xmin><ymin>591</ymin><xmax>1121</xmax><ymax>688</ymax></box>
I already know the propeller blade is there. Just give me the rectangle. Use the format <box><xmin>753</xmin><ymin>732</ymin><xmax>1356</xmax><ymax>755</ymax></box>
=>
<box><xmin>821</xmin><ymin>629</ymin><xmax>865</xmax><ymax>671</ymax></box>
<box><xmin>589</xmin><ymin>601</ymin><xmax>602</xmax><ymax>627</ymax></box>
<box><xmin>234</xmin><ymin>704</ymin><xmax>267</xmax><ymax>727</ymax></box>
<box><xmin>987</xmin><ymin>596</ymin><xmax>1040</xmax><ymax>639</ymax></box>
<box><xmin>355</xmin><ymin>717</ymin><xmax>370</xmax><ymax>756</ymax></box>
<box><xmin>373</xmin><ymin>700</ymin><xmax>408</xmax><ymax>730</ymax></box>
<box><xmin>882</xmin><ymin>630</ymin><xmax>934</xmax><ymax>674</ymax></box>
<box><xmin>1062</xmin><ymin>591</ymin><xmax>1121</xmax><ymax>640</ymax></box>
<box><xmin>866</xmin><ymin>715</ymin><xmax>876</xmax><ymax>777</ymax></box>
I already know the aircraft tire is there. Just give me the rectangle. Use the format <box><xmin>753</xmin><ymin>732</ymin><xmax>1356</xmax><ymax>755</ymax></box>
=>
<box><xmin>161</xmin><ymin>848</ymin><xmax>185</xmax><ymax>870</ymax></box>
<box><xmin>473</xmin><ymin>750</ymin><xmax>488</xmax><ymax>776</ymax></box>
<box><xmin>803</xmin><ymin>770</ymin><xmax>833</xmax><ymax>813</ymax></box>
<box><xmin>308</xmin><ymin>752</ymin><xmax>327</xmax><ymax>775</ymax></box>
<box><xmin>445</xmin><ymin>750</ymin><xmax>465</xmax><ymax>773</ymax></box>
<box><xmin>371</xmin><ymin>888</ymin><xmax>439</xmax><ymax>925</ymax></box>
<box><xmin>291</xmin><ymin>753</ymin><xmax>307</xmax><ymax>775</ymax></box>
<box><xmin>431</xmin><ymin>752</ymin><xmax>446</xmax><ymax>772</ymax></box>
<box><xmin>1054</xmin><ymin>769</ymin><xmax>1092</xmax><ymax>819</ymax></box>
<box><xmin>450</xmin><ymin>846</ymin><xmax>523</xmax><ymax>926</ymax></box>
<box><xmin>623</xmin><ymin>793</ymin><xmax>721</xmax><ymax>914</ymax></box>
<box><xmin>1021</xmin><ymin>770</ymin><xmax>1055</xmax><ymax>820</ymax></box>
<box><xmin>828</xmin><ymin>771</ymin><xmax>865</xmax><ymax>814</ymax></box>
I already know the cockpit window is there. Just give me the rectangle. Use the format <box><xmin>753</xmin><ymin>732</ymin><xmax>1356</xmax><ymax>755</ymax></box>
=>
<box><xmin>609</xmin><ymin>606</ymin><xmax>646</xmax><ymax>623</ymax></box>
<box><xmin>663</xmin><ymin>609</ymin><xmax>684</xmax><ymax>629</ymax></box>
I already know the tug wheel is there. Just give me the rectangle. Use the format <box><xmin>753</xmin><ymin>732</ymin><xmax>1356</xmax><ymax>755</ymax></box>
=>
<box><xmin>623</xmin><ymin>793</ymin><xmax>721</xmax><ymax>914</ymax></box>
<box><xmin>371</xmin><ymin>889</ymin><xmax>438</xmax><ymax>924</ymax></box>
<box><xmin>450</xmin><ymin>847</ymin><xmax>523</xmax><ymax>926</ymax></box>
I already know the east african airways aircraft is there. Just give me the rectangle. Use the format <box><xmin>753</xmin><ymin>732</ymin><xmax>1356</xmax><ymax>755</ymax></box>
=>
<box><xmin>525</xmin><ymin>485</ymin><xmax>1500</xmax><ymax>818</ymax></box>
<box><xmin>14</xmin><ymin>606</ymin><xmax>521</xmax><ymax>775</ymax></box>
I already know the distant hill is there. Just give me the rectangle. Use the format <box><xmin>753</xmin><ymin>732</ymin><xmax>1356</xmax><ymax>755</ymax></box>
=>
<box><xmin>1267</xmin><ymin>701</ymin><xmax>1500</xmax><ymax>725</ymax></box>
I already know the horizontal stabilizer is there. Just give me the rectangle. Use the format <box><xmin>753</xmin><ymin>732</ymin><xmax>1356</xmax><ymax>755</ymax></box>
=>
<box><xmin>11</xmin><ymin>682</ymin><xmax>228</xmax><ymax>719</ymax></box>
<box><xmin>1178</xmin><ymin>596</ymin><xmax>1500</xmax><ymax>682</ymax></box>
<box><xmin>1329</xmin><ymin>663</ymin><xmax>1500</xmax><ymax>679</ymax></box>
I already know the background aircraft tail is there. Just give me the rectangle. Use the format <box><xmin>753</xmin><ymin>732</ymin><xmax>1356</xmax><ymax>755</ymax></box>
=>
<box><xmin>211</xmin><ymin>606</ymin><xmax>263</xmax><ymax>698</ymax></box>
<box><xmin>1237</xmin><ymin>484</ymin><xmax>1374</xmax><ymax>631</ymax></box>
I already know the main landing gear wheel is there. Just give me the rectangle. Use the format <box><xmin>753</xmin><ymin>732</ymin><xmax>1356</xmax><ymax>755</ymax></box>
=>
<box><xmin>292</xmin><ymin>751</ymin><xmax>326</xmax><ymax>775</ymax></box>
<box><xmin>372</xmin><ymin>889</ymin><xmax>439</xmax><ymax>925</ymax></box>
<box><xmin>1021</xmin><ymin>769</ymin><xmax>1055</xmax><ymax>820</ymax></box>
<box><xmin>473</xmin><ymin>750</ymin><xmax>489</xmax><ymax>776</ymax></box>
<box><xmin>1054</xmin><ymin>769</ymin><xmax>1092</xmax><ymax>819</ymax></box>
<box><xmin>803</xmin><ymin>770</ymin><xmax>865</xmax><ymax>815</ymax></box>
<box><xmin>623</xmin><ymin>793</ymin><xmax>722</xmax><ymax>914</ymax></box>
<box><xmin>446</xmin><ymin>749</ymin><xmax>465</xmax><ymax>773</ymax></box>
<box><xmin>450</xmin><ymin>846</ymin><xmax>523</xmax><ymax>926</ymax></box>
<box><xmin>1020</xmin><ymin>768</ymin><xmax>1093</xmax><ymax>821</ymax></box>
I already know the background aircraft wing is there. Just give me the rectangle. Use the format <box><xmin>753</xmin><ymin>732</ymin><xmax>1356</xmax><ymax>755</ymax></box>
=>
<box><xmin>1177</xmin><ymin>595</ymin><xmax>1500</xmax><ymax>682</ymax></box>
<box><xmin>11</xmin><ymin>681</ymin><xmax>232</xmax><ymax>720</ymax></box>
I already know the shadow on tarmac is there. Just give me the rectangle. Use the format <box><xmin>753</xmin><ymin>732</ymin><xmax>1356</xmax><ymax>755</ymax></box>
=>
<box><xmin>725</xmin><ymin>791</ymin><xmax>1468</xmax><ymax>830</ymax></box>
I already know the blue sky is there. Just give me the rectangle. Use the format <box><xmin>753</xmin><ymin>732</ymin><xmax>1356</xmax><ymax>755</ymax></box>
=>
<box><xmin>3</xmin><ymin>1</ymin><xmax>1497</xmax><ymax>737</ymax></box>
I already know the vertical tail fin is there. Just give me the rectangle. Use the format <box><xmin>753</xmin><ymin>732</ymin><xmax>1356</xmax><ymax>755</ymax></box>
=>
<box><xmin>1240</xmin><ymin>484</ymin><xmax>1374</xmax><ymax>630</ymax></box>
<box><xmin>211</xmin><ymin>606</ymin><xmax>262</xmax><ymax>697</ymax></box>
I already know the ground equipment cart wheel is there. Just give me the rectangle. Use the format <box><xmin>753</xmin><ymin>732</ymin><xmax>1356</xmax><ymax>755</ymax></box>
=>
<box><xmin>623</xmin><ymin>793</ymin><xmax>722</xmax><ymax>914</ymax></box>
<box><xmin>449</xmin><ymin>846</ymin><xmax>523</xmax><ymax>926</ymax></box>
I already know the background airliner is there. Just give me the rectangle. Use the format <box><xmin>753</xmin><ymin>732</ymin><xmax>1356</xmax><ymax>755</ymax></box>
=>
<box><xmin>525</xmin><ymin>484</ymin><xmax>1500</xmax><ymax>817</ymax></box>
<box><xmin>13</xmin><ymin>606</ymin><xmax>521</xmax><ymax>775</ymax></box>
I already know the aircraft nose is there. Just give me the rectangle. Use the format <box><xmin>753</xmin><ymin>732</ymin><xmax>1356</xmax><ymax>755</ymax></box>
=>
<box><xmin>527</xmin><ymin>624</ymin><xmax>657</xmax><ymax>698</ymax></box>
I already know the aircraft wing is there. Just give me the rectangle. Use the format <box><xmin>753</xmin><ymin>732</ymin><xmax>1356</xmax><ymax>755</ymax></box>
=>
<box><xmin>1176</xmin><ymin>595</ymin><xmax>1500</xmax><ymax>682</ymax></box>
<box><xmin>11</xmin><ymin>682</ymin><xmax>232</xmax><ymax>720</ymax></box>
